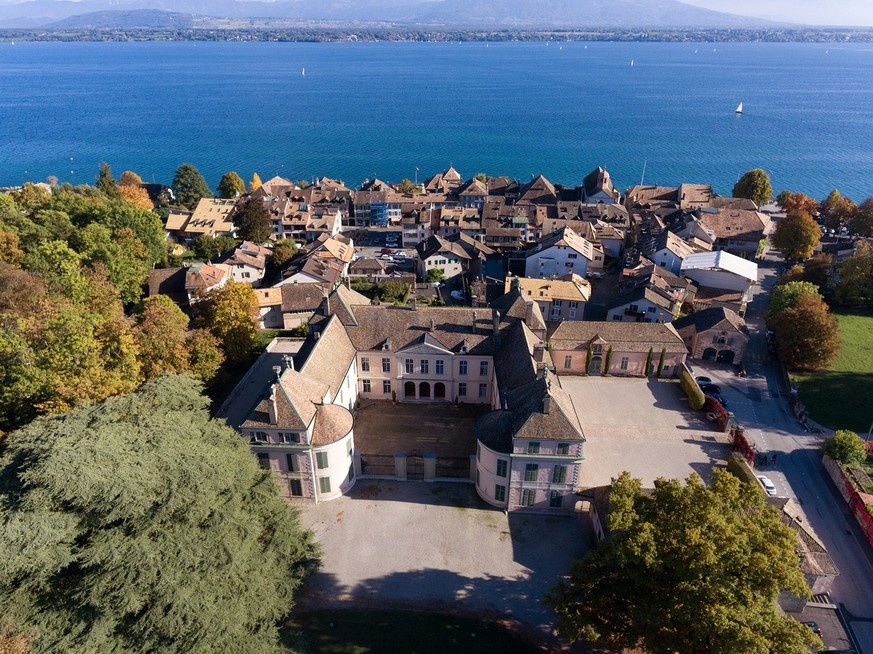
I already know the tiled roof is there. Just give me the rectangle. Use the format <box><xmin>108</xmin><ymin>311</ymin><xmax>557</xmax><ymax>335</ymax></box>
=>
<box><xmin>548</xmin><ymin>321</ymin><xmax>687</xmax><ymax>354</ymax></box>
<box><xmin>695</xmin><ymin>208</ymin><xmax>770</xmax><ymax>242</ymax></box>
<box><xmin>185</xmin><ymin>263</ymin><xmax>229</xmax><ymax>291</ymax></box>
<box><xmin>489</xmin><ymin>286</ymin><xmax>547</xmax><ymax>333</ymax></box>
<box><xmin>311</xmin><ymin>403</ymin><xmax>354</xmax><ymax>445</ymax></box>
<box><xmin>416</xmin><ymin>234</ymin><xmax>471</xmax><ymax>261</ymax></box>
<box><xmin>147</xmin><ymin>267</ymin><xmax>187</xmax><ymax>305</ymax></box>
<box><xmin>241</xmin><ymin>368</ymin><xmax>328</xmax><ymax>431</ymax></box>
<box><xmin>299</xmin><ymin>314</ymin><xmax>358</xmax><ymax>395</ymax></box>
<box><xmin>505</xmin><ymin>275</ymin><xmax>591</xmax><ymax>303</ymax></box>
<box><xmin>605</xmin><ymin>284</ymin><xmax>675</xmax><ymax>313</ymax></box>
<box><xmin>281</xmin><ymin>283</ymin><xmax>328</xmax><ymax>313</ymax></box>
<box><xmin>673</xmin><ymin>306</ymin><xmax>746</xmax><ymax>335</ymax></box>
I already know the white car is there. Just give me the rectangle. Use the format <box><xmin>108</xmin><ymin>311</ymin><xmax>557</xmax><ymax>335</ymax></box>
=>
<box><xmin>757</xmin><ymin>475</ymin><xmax>777</xmax><ymax>496</ymax></box>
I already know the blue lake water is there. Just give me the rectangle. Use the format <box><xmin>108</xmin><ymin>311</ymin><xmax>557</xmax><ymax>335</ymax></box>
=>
<box><xmin>1</xmin><ymin>40</ymin><xmax>872</xmax><ymax>199</ymax></box>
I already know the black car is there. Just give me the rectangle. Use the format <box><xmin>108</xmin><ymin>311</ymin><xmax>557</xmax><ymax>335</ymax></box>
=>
<box><xmin>801</xmin><ymin>621</ymin><xmax>823</xmax><ymax>638</ymax></box>
<box><xmin>700</xmin><ymin>383</ymin><xmax>722</xmax><ymax>395</ymax></box>
<box><xmin>704</xmin><ymin>393</ymin><xmax>729</xmax><ymax>408</ymax></box>
<box><xmin>695</xmin><ymin>376</ymin><xmax>712</xmax><ymax>384</ymax></box>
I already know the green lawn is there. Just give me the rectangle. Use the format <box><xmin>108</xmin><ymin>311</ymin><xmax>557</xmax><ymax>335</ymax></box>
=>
<box><xmin>794</xmin><ymin>310</ymin><xmax>873</xmax><ymax>433</ymax></box>
<box><xmin>285</xmin><ymin>609</ymin><xmax>542</xmax><ymax>654</ymax></box>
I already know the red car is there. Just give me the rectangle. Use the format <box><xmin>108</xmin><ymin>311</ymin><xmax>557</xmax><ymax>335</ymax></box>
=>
<box><xmin>380</xmin><ymin>248</ymin><xmax>395</xmax><ymax>255</ymax></box>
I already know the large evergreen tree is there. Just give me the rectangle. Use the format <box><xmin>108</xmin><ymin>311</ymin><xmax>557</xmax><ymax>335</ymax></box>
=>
<box><xmin>0</xmin><ymin>376</ymin><xmax>320</xmax><ymax>654</ymax></box>
<box><xmin>233</xmin><ymin>196</ymin><xmax>272</xmax><ymax>244</ymax></box>
<box><xmin>217</xmin><ymin>171</ymin><xmax>246</xmax><ymax>199</ymax></box>
<box><xmin>172</xmin><ymin>163</ymin><xmax>212</xmax><ymax>210</ymax></box>
<box><xmin>546</xmin><ymin>470</ymin><xmax>818</xmax><ymax>654</ymax></box>
<box><xmin>732</xmin><ymin>168</ymin><xmax>772</xmax><ymax>207</ymax></box>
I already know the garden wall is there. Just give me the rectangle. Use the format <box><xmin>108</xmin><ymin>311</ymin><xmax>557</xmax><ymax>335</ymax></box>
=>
<box><xmin>822</xmin><ymin>455</ymin><xmax>873</xmax><ymax>550</ymax></box>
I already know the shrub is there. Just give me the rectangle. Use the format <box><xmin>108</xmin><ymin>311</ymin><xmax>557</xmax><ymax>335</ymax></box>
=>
<box><xmin>727</xmin><ymin>452</ymin><xmax>759</xmax><ymax>486</ymax></box>
<box><xmin>680</xmin><ymin>370</ymin><xmax>706</xmax><ymax>410</ymax></box>
<box><xmin>822</xmin><ymin>430</ymin><xmax>867</xmax><ymax>466</ymax></box>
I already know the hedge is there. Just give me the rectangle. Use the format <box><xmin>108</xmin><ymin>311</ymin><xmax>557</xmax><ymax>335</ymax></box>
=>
<box><xmin>727</xmin><ymin>452</ymin><xmax>759</xmax><ymax>487</ymax></box>
<box><xmin>680</xmin><ymin>370</ymin><xmax>706</xmax><ymax>410</ymax></box>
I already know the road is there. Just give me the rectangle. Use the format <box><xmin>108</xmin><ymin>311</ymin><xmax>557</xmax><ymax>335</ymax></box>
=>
<box><xmin>693</xmin><ymin>249</ymin><xmax>873</xmax><ymax>653</ymax></box>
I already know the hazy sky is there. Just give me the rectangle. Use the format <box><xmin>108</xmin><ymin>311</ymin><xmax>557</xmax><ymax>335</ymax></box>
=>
<box><xmin>682</xmin><ymin>0</ymin><xmax>873</xmax><ymax>26</ymax></box>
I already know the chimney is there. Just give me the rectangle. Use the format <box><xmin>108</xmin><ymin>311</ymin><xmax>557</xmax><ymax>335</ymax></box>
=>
<box><xmin>536</xmin><ymin>363</ymin><xmax>546</xmax><ymax>380</ymax></box>
<box><xmin>272</xmin><ymin>365</ymin><xmax>282</xmax><ymax>380</ymax></box>
<box><xmin>492</xmin><ymin>308</ymin><xmax>500</xmax><ymax>336</ymax></box>
<box><xmin>430</xmin><ymin>318</ymin><xmax>435</xmax><ymax>331</ymax></box>
<box><xmin>472</xmin><ymin>311</ymin><xmax>478</xmax><ymax>334</ymax></box>
<box><xmin>325</xmin><ymin>291</ymin><xmax>332</xmax><ymax>317</ymax></box>
<box><xmin>410</xmin><ymin>296</ymin><xmax>417</xmax><ymax>311</ymax></box>
<box><xmin>268</xmin><ymin>384</ymin><xmax>279</xmax><ymax>425</ymax></box>
<box><xmin>533</xmin><ymin>343</ymin><xmax>545</xmax><ymax>363</ymax></box>
<box><xmin>542</xmin><ymin>394</ymin><xmax>551</xmax><ymax>415</ymax></box>
<box><xmin>282</xmin><ymin>354</ymin><xmax>295</xmax><ymax>372</ymax></box>
<box><xmin>344</xmin><ymin>276</ymin><xmax>351</xmax><ymax>290</ymax></box>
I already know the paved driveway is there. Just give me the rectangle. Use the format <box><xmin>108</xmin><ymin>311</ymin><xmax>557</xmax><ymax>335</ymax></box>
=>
<box><xmin>559</xmin><ymin>376</ymin><xmax>729</xmax><ymax>487</ymax></box>
<box><xmin>296</xmin><ymin>480</ymin><xmax>593</xmax><ymax>645</ymax></box>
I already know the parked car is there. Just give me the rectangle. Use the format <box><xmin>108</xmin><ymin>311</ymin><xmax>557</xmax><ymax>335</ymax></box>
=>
<box><xmin>757</xmin><ymin>475</ymin><xmax>777</xmax><ymax>496</ymax></box>
<box><xmin>704</xmin><ymin>393</ymin><xmax>728</xmax><ymax>408</ymax></box>
<box><xmin>801</xmin><ymin>621</ymin><xmax>823</xmax><ymax>638</ymax></box>
<box><xmin>695</xmin><ymin>376</ymin><xmax>712</xmax><ymax>384</ymax></box>
<box><xmin>393</xmin><ymin>251</ymin><xmax>407</xmax><ymax>258</ymax></box>
<box><xmin>380</xmin><ymin>248</ymin><xmax>395</xmax><ymax>255</ymax></box>
<box><xmin>700</xmin><ymin>383</ymin><xmax>722</xmax><ymax>395</ymax></box>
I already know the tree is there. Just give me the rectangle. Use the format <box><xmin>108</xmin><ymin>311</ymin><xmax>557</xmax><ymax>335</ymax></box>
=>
<box><xmin>95</xmin><ymin>161</ymin><xmax>120</xmax><ymax>199</ymax></box>
<box><xmin>767</xmin><ymin>280</ymin><xmax>821</xmax><ymax>321</ymax></box>
<box><xmin>271</xmin><ymin>238</ymin><xmax>298</xmax><ymax>268</ymax></box>
<box><xmin>425</xmin><ymin>267</ymin><xmax>445</xmax><ymax>282</ymax></box>
<box><xmin>193</xmin><ymin>280</ymin><xmax>259</xmax><ymax>362</ymax></box>
<box><xmin>118</xmin><ymin>170</ymin><xmax>144</xmax><ymax>186</ymax></box>
<box><xmin>732</xmin><ymin>168</ymin><xmax>772</xmax><ymax>207</ymax></box>
<box><xmin>799</xmin><ymin>253</ymin><xmax>833</xmax><ymax>293</ymax></box>
<box><xmin>851</xmin><ymin>198</ymin><xmax>873</xmax><ymax>237</ymax></box>
<box><xmin>249</xmin><ymin>172</ymin><xmax>263</xmax><ymax>192</ymax></box>
<box><xmin>546</xmin><ymin>470</ymin><xmax>816</xmax><ymax>654</ymax></box>
<box><xmin>191</xmin><ymin>234</ymin><xmax>239</xmax><ymax>262</ymax></box>
<box><xmin>118</xmin><ymin>183</ymin><xmax>154</xmax><ymax>210</ymax></box>
<box><xmin>217</xmin><ymin>171</ymin><xmax>245</xmax><ymax>199</ymax></box>
<box><xmin>10</xmin><ymin>183</ymin><xmax>51</xmax><ymax>212</ymax></box>
<box><xmin>172</xmin><ymin>163</ymin><xmax>212</xmax><ymax>210</ymax></box>
<box><xmin>186</xmin><ymin>329</ymin><xmax>224</xmax><ymax>382</ymax></box>
<box><xmin>770</xmin><ymin>210</ymin><xmax>820</xmax><ymax>260</ymax></box>
<box><xmin>770</xmin><ymin>293</ymin><xmax>840</xmax><ymax>369</ymax></box>
<box><xmin>134</xmin><ymin>295</ymin><xmax>193</xmax><ymax>380</ymax></box>
<box><xmin>233</xmin><ymin>197</ymin><xmax>272</xmax><ymax>244</ymax></box>
<box><xmin>776</xmin><ymin>190</ymin><xmax>818</xmax><ymax>216</ymax></box>
<box><xmin>822</xmin><ymin>430</ymin><xmax>867</xmax><ymax>466</ymax></box>
<box><xmin>0</xmin><ymin>228</ymin><xmax>23</xmax><ymax>265</ymax></box>
<box><xmin>0</xmin><ymin>376</ymin><xmax>320</xmax><ymax>654</ymax></box>
<box><xmin>820</xmin><ymin>189</ymin><xmax>855</xmax><ymax>231</ymax></box>
<box><xmin>395</xmin><ymin>178</ymin><xmax>418</xmax><ymax>194</ymax></box>
<box><xmin>833</xmin><ymin>240</ymin><xmax>873</xmax><ymax>307</ymax></box>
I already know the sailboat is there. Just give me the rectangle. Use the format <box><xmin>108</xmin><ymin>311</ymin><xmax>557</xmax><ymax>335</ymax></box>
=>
<box><xmin>301</xmin><ymin>67</ymin><xmax>305</xmax><ymax>77</ymax></box>
<box><xmin>735</xmin><ymin>102</ymin><xmax>743</xmax><ymax>114</ymax></box>
<box><xmin>630</xmin><ymin>59</ymin><xmax>634</xmax><ymax>66</ymax></box>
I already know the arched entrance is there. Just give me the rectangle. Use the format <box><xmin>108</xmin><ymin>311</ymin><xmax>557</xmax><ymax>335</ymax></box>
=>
<box><xmin>404</xmin><ymin>381</ymin><xmax>416</xmax><ymax>399</ymax></box>
<box><xmin>589</xmin><ymin>357</ymin><xmax>602</xmax><ymax>374</ymax></box>
<box><xmin>419</xmin><ymin>382</ymin><xmax>431</xmax><ymax>399</ymax></box>
<box><xmin>434</xmin><ymin>382</ymin><xmax>446</xmax><ymax>399</ymax></box>
<box><xmin>702</xmin><ymin>348</ymin><xmax>717</xmax><ymax>361</ymax></box>
<box><xmin>717</xmin><ymin>349</ymin><xmax>736</xmax><ymax>364</ymax></box>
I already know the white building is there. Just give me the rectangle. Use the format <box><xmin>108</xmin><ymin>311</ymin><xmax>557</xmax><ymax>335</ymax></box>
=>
<box><xmin>524</xmin><ymin>227</ymin><xmax>605</xmax><ymax>279</ymax></box>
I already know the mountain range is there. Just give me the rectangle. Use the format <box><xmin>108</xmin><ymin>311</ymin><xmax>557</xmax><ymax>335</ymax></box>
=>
<box><xmin>0</xmin><ymin>0</ymin><xmax>778</xmax><ymax>29</ymax></box>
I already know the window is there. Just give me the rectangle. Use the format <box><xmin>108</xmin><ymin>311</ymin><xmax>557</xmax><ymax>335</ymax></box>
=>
<box><xmin>382</xmin><ymin>357</ymin><xmax>391</xmax><ymax>373</ymax></box>
<box><xmin>421</xmin><ymin>359</ymin><xmax>429</xmax><ymax>374</ymax></box>
<box><xmin>557</xmin><ymin>443</ymin><xmax>570</xmax><ymax>455</ymax></box>
<box><xmin>647</xmin><ymin>306</ymin><xmax>656</xmax><ymax>313</ymax></box>
<box><xmin>405</xmin><ymin>359</ymin><xmax>414</xmax><ymax>374</ymax></box>
<box><xmin>458</xmin><ymin>382</ymin><xmax>467</xmax><ymax>397</ymax></box>
<box><xmin>524</xmin><ymin>463</ymin><xmax>538</xmax><ymax>481</ymax></box>
<box><xmin>564</xmin><ymin>355</ymin><xmax>572</xmax><ymax>369</ymax></box>
<box><xmin>257</xmin><ymin>453</ymin><xmax>270</xmax><ymax>470</ymax></box>
<box><xmin>629</xmin><ymin>304</ymin><xmax>639</xmax><ymax>313</ymax></box>
<box><xmin>316</xmin><ymin>451</ymin><xmax>328</xmax><ymax>469</ymax></box>
<box><xmin>479</xmin><ymin>361</ymin><xmax>488</xmax><ymax>376</ymax></box>
<box><xmin>252</xmin><ymin>431</ymin><xmax>268</xmax><ymax>443</ymax></box>
<box><xmin>496</xmin><ymin>459</ymin><xmax>508</xmax><ymax>477</ymax></box>
<box><xmin>521</xmin><ymin>489</ymin><xmax>536</xmax><ymax>506</ymax></box>
<box><xmin>361</xmin><ymin>357</ymin><xmax>370</xmax><ymax>372</ymax></box>
<box><xmin>459</xmin><ymin>360</ymin><xmax>468</xmax><ymax>375</ymax></box>
<box><xmin>478</xmin><ymin>383</ymin><xmax>487</xmax><ymax>398</ymax></box>
<box><xmin>362</xmin><ymin>379</ymin><xmax>371</xmax><ymax>393</ymax></box>
<box><xmin>289</xmin><ymin>479</ymin><xmax>303</xmax><ymax>496</ymax></box>
<box><xmin>612</xmin><ymin>314</ymin><xmax>623</xmax><ymax>321</ymax></box>
<box><xmin>319</xmin><ymin>477</ymin><xmax>331</xmax><ymax>494</ymax></box>
<box><xmin>592</xmin><ymin>344</ymin><xmax>603</xmax><ymax>355</ymax></box>
<box><xmin>552</xmin><ymin>465</ymin><xmax>568</xmax><ymax>484</ymax></box>
<box><xmin>569</xmin><ymin>301</ymin><xmax>579</xmax><ymax>309</ymax></box>
<box><xmin>620</xmin><ymin>357</ymin><xmax>629</xmax><ymax>370</ymax></box>
<box><xmin>549</xmin><ymin>490</ymin><xmax>563</xmax><ymax>508</ymax></box>
<box><xmin>435</xmin><ymin>360</ymin><xmax>444</xmax><ymax>375</ymax></box>
<box><xmin>286</xmin><ymin>453</ymin><xmax>297</xmax><ymax>472</ymax></box>
<box><xmin>551</xmin><ymin>299</ymin><xmax>563</xmax><ymax>307</ymax></box>
<box><xmin>494</xmin><ymin>484</ymin><xmax>506</xmax><ymax>502</ymax></box>
<box><xmin>567</xmin><ymin>253</ymin><xmax>578</xmax><ymax>259</ymax></box>
<box><xmin>280</xmin><ymin>432</ymin><xmax>299</xmax><ymax>444</ymax></box>
<box><xmin>528</xmin><ymin>442</ymin><xmax>540</xmax><ymax>454</ymax></box>
<box><xmin>383</xmin><ymin>380</ymin><xmax>392</xmax><ymax>394</ymax></box>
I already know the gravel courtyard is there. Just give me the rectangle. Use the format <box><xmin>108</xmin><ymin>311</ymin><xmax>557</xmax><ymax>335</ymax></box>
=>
<box><xmin>560</xmin><ymin>376</ymin><xmax>730</xmax><ymax>487</ymax></box>
<box><xmin>296</xmin><ymin>480</ymin><xmax>593</xmax><ymax>644</ymax></box>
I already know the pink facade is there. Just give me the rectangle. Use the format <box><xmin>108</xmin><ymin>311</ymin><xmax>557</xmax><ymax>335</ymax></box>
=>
<box><xmin>553</xmin><ymin>348</ymin><xmax>684</xmax><ymax>378</ymax></box>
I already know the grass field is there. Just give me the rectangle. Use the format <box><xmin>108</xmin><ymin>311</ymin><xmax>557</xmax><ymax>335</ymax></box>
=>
<box><xmin>285</xmin><ymin>609</ymin><xmax>541</xmax><ymax>654</ymax></box>
<box><xmin>795</xmin><ymin>310</ymin><xmax>873</xmax><ymax>434</ymax></box>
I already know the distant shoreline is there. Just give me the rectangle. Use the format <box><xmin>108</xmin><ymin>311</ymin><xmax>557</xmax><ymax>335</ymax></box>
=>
<box><xmin>2</xmin><ymin>27</ymin><xmax>873</xmax><ymax>44</ymax></box>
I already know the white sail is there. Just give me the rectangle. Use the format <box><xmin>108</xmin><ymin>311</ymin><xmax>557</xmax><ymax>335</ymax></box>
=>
<box><xmin>301</xmin><ymin>67</ymin><xmax>305</xmax><ymax>76</ymax></box>
<box><xmin>736</xmin><ymin>102</ymin><xmax>743</xmax><ymax>114</ymax></box>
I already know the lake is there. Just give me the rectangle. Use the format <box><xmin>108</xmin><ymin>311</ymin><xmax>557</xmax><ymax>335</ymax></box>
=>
<box><xmin>1</xmin><ymin>40</ymin><xmax>872</xmax><ymax>199</ymax></box>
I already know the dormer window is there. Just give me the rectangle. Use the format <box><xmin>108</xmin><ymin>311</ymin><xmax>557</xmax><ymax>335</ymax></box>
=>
<box><xmin>592</xmin><ymin>344</ymin><xmax>603</xmax><ymax>355</ymax></box>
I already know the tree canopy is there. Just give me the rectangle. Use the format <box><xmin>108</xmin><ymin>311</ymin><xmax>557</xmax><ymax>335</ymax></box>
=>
<box><xmin>249</xmin><ymin>172</ymin><xmax>263</xmax><ymax>192</ymax></box>
<box><xmin>775</xmin><ymin>190</ymin><xmax>818</xmax><ymax>216</ymax></box>
<box><xmin>95</xmin><ymin>162</ymin><xmax>120</xmax><ymax>199</ymax></box>
<box><xmin>0</xmin><ymin>375</ymin><xmax>320</xmax><ymax>653</ymax></box>
<box><xmin>820</xmin><ymin>189</ymin><xmax>855</xmax><ymax>230</ymax></box>
<box><xmin>851</xmin><ymin>197</ymin><xmax>873</xmax><ymax>237</ymax></box>
<box><xmin>770</xmin><ymin>293</ymin><xmax>840</xmax><ymax>369</ymax></box>
<box><xmin>732</xmin><ymin>168</ymin><xmax>772</xmax><ymax>207</ymax></box>
<box><xmin>767</xmin><ymin>280</ymin><xmax>821</xmax><ymax>320</ymax></box>
<box><xmin>271</xmin><ymin>238</ymin><xmax>298</xmax><ymax>268</ymax></box>
<box><xmin>822</xmin><ymin>430</ymin><xmax>867</xmax><ymax>465</ymax></box>
<box><xmin>217</xmin><ymin>171</ymin><xmax>246</xmax><ymax>199</ymax></box>
<box><xmin>172</xmin><ymin>163</ymin><xmax>212</xmax><ymax>210</ymax></box>
<box><xmin>233</xmin><ymin>196</ymin><xmax>272</xmax><ymax>244</ymax></box>
<box><xmin>190</xmin><ymin>234</ymin><xmax>239</xmax><ymax>262</ymax></box>
<box><xmin>545</xmin><ymin>470</ymin><xmax>817</xmax><ymax>654</ymax></box>
<box><xmin>192</xmin><ymin>279</ymin><xmax>260</xmax><ymax>362</ymax></box>
<box><xmin>770</xmin><ymin>210</ymin><xmax>820</xmax><ymax>261</ymax></box>
<box><xmin>119</xmin><ymin>170</ymin><xmax>144</xmax><ymax>187</ymax></box>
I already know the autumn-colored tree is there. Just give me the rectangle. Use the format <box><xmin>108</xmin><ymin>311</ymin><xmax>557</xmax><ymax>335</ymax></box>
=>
<box><xmin>10</xmin><ymin>183</ymin><xmax>51</xmax><ymax>212</ymax></box>
<box><xmin>395</xmin><ymin>178</ymin><xmax>419</xmax><ymax>194</ymax></box>
<box><xmin>172</xmin><ymin>163</ymin><xmax>212</xmax><ymax>210</ymax></box>
<box><xmin>190</xmin><ymin>234</ymin><xmax>239</xmax><ymax>262</ymax></box>
<box><xmin>193</xmin><ymin>280</ymin><xmax>259</xmax><ymax>362</ymax></box>
<box><xmin>732</xmin><ymin>168</ymin><xmax>772</xmax><ymax>207</ymax></box>
<box><xmin>546</xmin><ymin>470</ymin><xmax>817</xmax><ymax>654</ymax></box>
<box><xmin>800</xmin><ymin>253</ymin><xmax>834</xmax><ymax>292</ymax></box>
<box><xmin>820</xmin><ymin>189</ymin><xmax>856</xmax><ymax>231</ymax></box>
<box><xmin>271</xmin><ymin>238</ymin><xmax>298</xmax><ymax>267</ymax></box>
<box><xmin>833</xmin><ymin>240</ymin><xmax>873</xmax><ymax>307</ymax></box>
<box><xmin>73</xmin><ymin>224</ymin><xmax>150</xmax><ymax>305</ymax></box>
<box><xmin>186</xmin><ymin>329</ymin><xmax>224</xmax><ymax>381</ymax></box>
<box><xmin>217</xmin><ymin>171</ymin><xmax>246</xmax><ymax>199</ymax></box>
<box><xmin>771</xmin><ymin>210</ymin><xmax>820</xmax><ymax>260</ymax></box>
<box><xmin>118</xmin><ymin>183</ymin><xmax>154</xmax><ymax>210</ymax></box>
<box><xmin>118</xmin><ymin>170</ymin><xmax>144</xmax><ymax>186</ymax></box>
<box><xmin>233</xmin><ymin>196</ymin><xmax>272</xmax><ymax>244</ymax></box>
<box><xmin>0</xmin><ymin>228</ymin><xmax>23</xmax><ymax>265</ymax></box>
<box><xmin>767</xmin><ymin>280</ymin><xmax>822</xmax><ymax>321</ymax></box>
<box><xmin>95</xmin><ymin>161</ymin><xmax>120</xmax><ymax>199</ymax></box>
<box><xmin>776</xmin><ymin>190</ymin><xmax>818</xmax><ymax>216</ymax></box>
<box><xmin>249</xmin><ymin>172</ymin><xmax>263</xmax><ymax>192</ymax></box>
<box><xmin>0</xmin><ymin>620</ymin><xmax>30</xmax><ymax>654</ymax></box>
<box><xmin>851</xmin><ymin>198</ymin><xmax>873</xmax><ymax>237</ymax></box>
<box><xmin>134</xmin><ymin>295</ymin><xmax>192</xmax><ymax>380</ymax></box>
<box><xmin>771</xmin><ymin>293</ymin><xmax>840</xmax><ymax>369</ymax></box>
